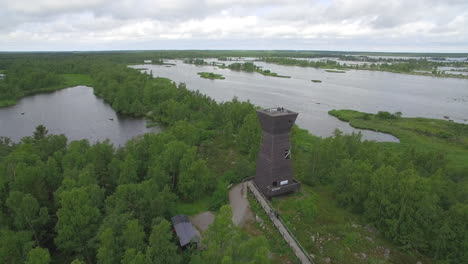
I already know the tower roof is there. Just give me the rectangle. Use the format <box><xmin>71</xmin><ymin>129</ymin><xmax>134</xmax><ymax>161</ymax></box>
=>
<box><xmin>256</xmin><ymin>107</ymin><xmax>298</xmax><ymax>134</ymax></box>
<box><xmin>257</xmin><ymin>107</ymin><xmax>297</xmax><ymax>116</ymax></box>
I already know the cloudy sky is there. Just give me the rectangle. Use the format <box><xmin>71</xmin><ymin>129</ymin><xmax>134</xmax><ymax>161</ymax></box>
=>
<box><xmin>0</xmin><ymin>0</ymin><xmax>467</xmax><ymax>52</ymax></box>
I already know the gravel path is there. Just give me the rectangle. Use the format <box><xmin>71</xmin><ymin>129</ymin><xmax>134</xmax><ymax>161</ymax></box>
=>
<box><xmin>191</xmin><ymin>211</ymin><xmax>215</xmax><ymax>233</ymax></box>
<box><xmin>229</xmin><ymin>182</ymin><xmax>254</xmax><ymax>226</ymax></box>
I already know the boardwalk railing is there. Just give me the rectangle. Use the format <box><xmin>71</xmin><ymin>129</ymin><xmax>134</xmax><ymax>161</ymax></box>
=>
<box><xmin>246</xmin><ymin>180</ymin><xmax>314</xmax><ymax>264</ymax></box>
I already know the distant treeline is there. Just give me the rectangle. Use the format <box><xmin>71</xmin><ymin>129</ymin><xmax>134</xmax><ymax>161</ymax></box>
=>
<box><xmin>1</xmin><ymin>50</ymin><xmax>466</xmax><ymax>67</ymax></box>
<box><xmin>263</xmin><ymin>57</ymin><xmax>468</xmax><ymax>78</ymax></box>
<box><xmin>0</xmin><ymin>56</ymin><xmax>95</xmax><ymax>106</ymax></box>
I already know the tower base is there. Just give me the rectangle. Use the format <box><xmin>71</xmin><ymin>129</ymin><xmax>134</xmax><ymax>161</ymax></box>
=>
<box><xmin>253</xmin><ymin>178</ymin><xmax>301</xmax><ymax>199</ymax></box>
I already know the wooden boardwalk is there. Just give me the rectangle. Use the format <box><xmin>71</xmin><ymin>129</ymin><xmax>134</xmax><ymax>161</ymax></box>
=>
<box><xmin>246</xmin><ymin>181</ymin><xmax>313</xmax><ymax>264</ymax></box>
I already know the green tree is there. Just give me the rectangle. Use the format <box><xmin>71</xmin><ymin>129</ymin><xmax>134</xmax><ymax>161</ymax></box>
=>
<box><xmin>97</xmin><ymin>228</ymin><xmax>119</xmax><ymax>264</ymax></box>
<box><xmin>107</xmin><ymin>157</ymin><xmax>121</xmax><ymax>191</ymax></box>
<box><xmin>145</xmin><ymin>219</ymin><xmax>180</xmax><ymax>264</ymax></box>
<box><xmin>0</xmin><ymin>229</ymin><xmax>34</xmax><ymax>264</ymax></box>
<box><xmin>210</xmin><ymin>179</ymin><xmax>229</xmax><ymax>210</ymax></box>
<box><xmin>61</xmin><ymin>140</ymin><xmax>91</xmax><ymax>172</ymax></box>
<box><xmin>33</xmin><ymin>125</ymin><xmax>48</xmax><ymax>141</ymax></box>
<box><xmin>6</xmin><ymin>191</ymin><xmax>49</xmax><ymax>244</ymax></box>
<box><xmin>88</xmin><ymin>140</ymin><xmax>115</xmax><ymax>191</ymax></box>
<box><xmin>122</xmin><ymin>219</ymin><xmax>146</xmax><ymax>252</ymax></box>
<box><xmin>121</xmin><ymin>249</ymin><xmax>147</xmax><ymax>264</ymax></box>
<box><xmin>35</xmin><ymin>134</ymin><xmax>67</xmax><ymax>162</ymax></box>
<box><xmin>178</xmin><ymin>159</ymin><xmax>209</xmax><ymax>200</ymax></box>
<box><xmin>238</xmin><ymin>112</ymin><xmax>261</xmax><ymax>159</ymax></box>
<box><xmin>118</xmin><ymin>154</ymin><xmax>138</xmax><ymax>185</ymax></box>
<box><xmin>441</xmin><ymin>203</ymin><xmax>468</xmax><ymax>262</ymax></box>
<box><xmin>25</xmin><ymin>247</ymin><xmax>50</xmax><ymax>264</ymax></box>
<box><xmin>55</xmin><ymin>185</ymin><xmax>103</xmax><ymax>260</ymax></box>
<box><xmin>169</xmin><ymin>120</ymin><xmax>201</xmax><ymax>146</ymax></box>
<box><xmin>78</xmin><ymin>164</ymin><xmax>98</xmax><ymax>186</ymax></box>
<box><xmin>43</xmin><ymin>157</ymin><xmax>62</xmax><ymax>202</ymax></box>
<box><xmin>333</xmin><ymin>159</ymin><xmax>373</xmax><ymax>213</ymax></box>
<box><xmin>159</xmin><ymin>141</ymin><xmax>190</xmax><ymax>189</ymax></box>
<box><xmin>70</xmin><ymin>259</ymin><xmax>85</xmax><ymax>264</ymax></box>
<box><xmin>194</xmin><ymin>205</ymin><xmax>270</xmax><ymax>263</ymax></box>
<box><xmin>130</xmin><ymin>99</ymin><xmax>146</xmax><ymax>115</ymax></box>
<box><xmin>105</xmin><ymin>181</ymin><xmax>176</xmax><ymax>228</ymax></box>
<box><xmin>3</xmin><ymin>145</ymin><xmax>49</xmax><ymax>205</ymax></box>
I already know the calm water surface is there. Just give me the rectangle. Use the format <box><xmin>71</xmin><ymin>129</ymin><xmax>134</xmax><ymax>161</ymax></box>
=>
<box><xmin>2</xmin><ymin>61</ymin><xmax>466</xmax><ymax>144</ymax></box>
<box><xmin>133</xmin><ymin>60</ymin><xmax>468</xmax><ymax>142</ymax></box>
<box><xmin>0</xmin><ymin>86</ymin><xmax>159</xmax><ymax>146</ymax></box>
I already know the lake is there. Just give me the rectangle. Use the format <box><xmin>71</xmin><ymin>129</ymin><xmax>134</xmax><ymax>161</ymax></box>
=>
<box><xmin>133</xmin><ymin>60</ymin><xmax>468</xmax><ymax>142</ymax></box>
<box><xmin>0</xmin><ymin>86</ymin><xmax>159</xmax><ymax>146</ymax></box>
<box><xmin>1</xmin><ymin>61</ymin><xmax>467</xmax><ymax>145</ymax></box>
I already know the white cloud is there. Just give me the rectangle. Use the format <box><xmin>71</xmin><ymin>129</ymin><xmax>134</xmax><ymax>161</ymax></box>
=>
<box><xmin>0</xmin><ymin>0</ymin><xmax>466</xmax><ymax>51</ymax></box>
<box><xmin>3</xmin><ymin>0</ymin><xmax>107</xmax><ymax>15</ymax></box>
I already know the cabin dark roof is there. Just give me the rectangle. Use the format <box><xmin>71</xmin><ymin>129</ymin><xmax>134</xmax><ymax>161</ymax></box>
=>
<box><xmin>171</xmin><ymin>215</ymin><xmax>199</xmax><ymax>247</ymax></box>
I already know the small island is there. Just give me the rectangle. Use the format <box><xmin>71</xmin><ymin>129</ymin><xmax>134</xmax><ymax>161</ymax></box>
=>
<box><xmin>311</xmin><ymin>79</ymin><xmax>322</xmax><ymax>83</ymax></box>
<box><xmin>218</xmin><ymin>62</ymin><xmax>291</xmax><ymax>78</ymax></box>
<box><xmin>197</xmin><ymin>72</ymin><xmax>226</xmax><ymax>80</ymax></box>
<box><xmin>325</xmin><ymin>69</ymin><xmax>346</xmax><ymax>73</ymax></box>
<box><xmin>259</xmin><ymin>69</ymin><xmax>291</xmax><ymax>78</ymax></box>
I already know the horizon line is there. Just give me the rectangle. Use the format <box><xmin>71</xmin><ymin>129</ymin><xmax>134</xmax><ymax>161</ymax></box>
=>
<box><xmin>0</xmin><ymin>49</ymin><xmax>467</xmax><ymax>56</ymax></box>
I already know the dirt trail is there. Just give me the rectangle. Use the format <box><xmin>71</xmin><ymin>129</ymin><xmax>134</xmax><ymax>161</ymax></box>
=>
<box><xmin>191</xmin><ymin>211</ymin><xmax>215</xmax><ymax>233</ymax></box>
<box><xmin>229</xmin><ymin>182</ymin><xmax>254</xmax><ymax>226</ymax></box>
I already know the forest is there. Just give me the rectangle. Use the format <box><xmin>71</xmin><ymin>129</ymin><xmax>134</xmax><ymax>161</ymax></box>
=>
<box><xmin>0</xmin><ymin>52</ymin><xmax>466</xmax><ymax>264</ymax></box>
<box><xmin>0</xmin><ymin>55</ymin><xmax>271</xmax><ymax>263</ymax></box>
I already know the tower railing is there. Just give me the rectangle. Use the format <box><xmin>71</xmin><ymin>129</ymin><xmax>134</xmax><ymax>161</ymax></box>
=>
<box><xmin>261</xmin><ymin>107</ymin><xmax>294</xmax><ymax>114</ymax></box>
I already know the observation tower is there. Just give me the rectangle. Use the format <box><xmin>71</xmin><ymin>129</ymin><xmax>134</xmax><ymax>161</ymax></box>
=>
<box><xmin>253</xmin><ymin>107</ymin><xmax>301</xmax><ymax>198</ymax></box>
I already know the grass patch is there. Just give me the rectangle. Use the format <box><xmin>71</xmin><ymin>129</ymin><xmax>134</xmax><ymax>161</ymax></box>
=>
<box><xmin>325</xmin><ymin>69</ymin><xmax>346</xmax><ymax>73</ymax></box>
<box><xmin>197</xmin><ymin>72</ymin><xmax>225</xmax><ymax>80</ymax></box>
<box><xmin>145</xmin><ymin>121</ymin><xmax>159</xmax><ymax>128</ymax></box>
<box><xmin>311</xmin><ymin>80</ymin><xmax>322</xmax><ymax>83</ymax></box>
<box><xmin>328</xmin><ymin>109</ymin><xmax>468</xmax><ymax>178</ymax></box>
<box><xmin>247</xmin><ymin>192</ymin><xmax>300</xmax><ymax>264</ymax></box>
<box><xmin>173</xmin><ymin>196</ymin><xmax>211</xmax><ymax>216</ymax></box>
<box><xmin>270</xmin><ymin>185</ymin><xmax>433</xmax><ymax>264</ymax></box>
<box><xmin>61</xmin><ymin>74</ymin><xmax>93</xmax><ymax>86</ymax></box>
<box><xmin>198</xmin><ymin>135</ymin><xmax>244</xmax><ymax>176</ymax></box>
<box><xmin>0</xmin><ymin>100</ymin><xmax>17</xmax><ymax>108</ymax></box>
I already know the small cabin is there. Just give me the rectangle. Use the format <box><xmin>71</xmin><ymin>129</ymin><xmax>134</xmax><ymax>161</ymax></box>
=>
<box><xmin>171</xmin><ymin>215</ymin><xmax>200</xmax><ymax>248</ymax></box>
<box><xmin>0</xmin><ymin>74</ymin><xmax>5</xmax><ymax>80</ymax></box>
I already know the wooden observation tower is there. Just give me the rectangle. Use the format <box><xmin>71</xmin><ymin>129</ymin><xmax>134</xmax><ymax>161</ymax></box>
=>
<box><xmin>253</xmin><ymin>107</ymin><xmax>301</xmax><ymax>198</ymax></box>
